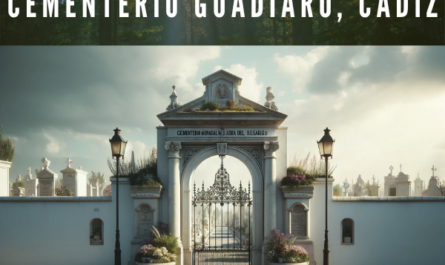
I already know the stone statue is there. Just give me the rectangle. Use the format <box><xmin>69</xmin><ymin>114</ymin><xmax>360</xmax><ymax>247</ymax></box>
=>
<box><xmin>343</xmin><ymin>179</ymin><xmax>350</xmax><ymax>196</ymax></box>
<box><xmin>216</xmin><ymin>84</ymin><xmax>230</xmax><ymax>99</ymax></box>
<box><xmin>166</xmin><ymin>86</ymin><xmax>181</xmax><ymax>111</ymax></box>
<box><xmin>264</xmin><ymin>87</ymin><xmax>278</xmax><ymax>111</ymax></box>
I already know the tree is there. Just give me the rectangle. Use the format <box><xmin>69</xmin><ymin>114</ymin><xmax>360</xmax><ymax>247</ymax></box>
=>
<box><xmin>0</xmin><ymin>125</ymin><xmax>15</xmax><ymax>162</ymax></box>
<box><xmin>89</xmin><ymin>171</ymin><xmax>105</xmax><ymax>189</ymax></box>
<box><xmin>333</xmin><ymin>184</ymin><xmax>342</xmax><ymax>196</ymax></box>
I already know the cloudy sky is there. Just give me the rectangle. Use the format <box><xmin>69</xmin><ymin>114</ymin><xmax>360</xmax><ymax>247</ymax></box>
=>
<box><xmin>1</xmin><ymin>46</ymin><xmax>444</xmax><ymax>189</ymax></box>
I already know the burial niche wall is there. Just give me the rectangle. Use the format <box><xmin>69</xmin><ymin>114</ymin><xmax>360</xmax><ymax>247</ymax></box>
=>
<box><xmin>341</xmin><ymin>218</ymin><xmax>354</xmax><ymax>245</ymax></box>
<box><xmin>290</xmin><ymin>203</ymin><xmax>308</xmax><ymax>238</ymax></box>
<box><xmin>90</xmin><ymin>218</ymin><xmax>104</xmax><ymax>245</ymax></box>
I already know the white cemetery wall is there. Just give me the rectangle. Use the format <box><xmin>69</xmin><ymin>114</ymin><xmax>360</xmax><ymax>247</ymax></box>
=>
<box><xmin>0</xmin><ymin>178</ymin><xmax>135</xmax><ymax>265</ymax></box>
<box><xmin>0</xmin><ymin>160</ymin><xmax>12</xmax><ymax>196</ymax></box>
<box><xmin>310</xmin><ymin>178</ymin><xmax>445</xmax><ymax>265</ymax></box>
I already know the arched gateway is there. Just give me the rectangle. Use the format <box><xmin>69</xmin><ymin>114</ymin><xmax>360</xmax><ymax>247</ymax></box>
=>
<box><xmin>156</xmin><ymin>70</ymin><xmax>288</xmax><ymax>265</ymax></box>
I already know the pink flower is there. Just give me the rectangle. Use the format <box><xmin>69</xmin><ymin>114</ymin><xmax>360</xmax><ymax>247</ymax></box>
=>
<box><xmin>289</xmin><ymin>245</ymin><xmax>308</xmax><ymax>255</ymax></box>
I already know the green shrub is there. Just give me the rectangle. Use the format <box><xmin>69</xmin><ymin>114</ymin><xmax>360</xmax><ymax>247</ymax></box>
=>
<box><xmin>200</xmin><ymin>101</ymin><xmax>219</xmax><ymax>111</ymax></box>
<box><xmin>289</xmin><ymin>152</ymin><xmax>336</xmax><ymax>178</ymax></box>
<box><xmin>287</xmin><ymin>166</ymin><xmax>306</xmax><ymax>175</ymax></box>
<box><xmin>151</xmin><ymin>234</ymin><xmax>178</xmax><ymax>255</ymax></box>
<box><xmin>0</xmin><ymin>125</ymin><xmax>15</xmax><ymax>162</ymax></box>
<box><xmin>227</xmin><ymin>105</ymin><xmax>255</xmax><ymax>112</ymax></box>
<box><xmin>11</xmin><ymin>180</ymin><xmax>24</xmax><ymax>189</ymax></box>
<box><xmin>107</xmin><ymin>148</ymin><xmax>160</xmax><ymax>186</ymax></box>
<box><xmin>333</xmin><ymin>184</ymin><xmax>342</xmax><ymax>196</ymax></box>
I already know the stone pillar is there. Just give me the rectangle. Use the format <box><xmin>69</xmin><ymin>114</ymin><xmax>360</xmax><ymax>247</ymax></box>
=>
<box><xmin>165</xmin><ymin>141</ymin><xmax>183</xmax><ymax>265</ymax></box>
<box><xmin>263</xmin><ymin>141</ymin><xmax>279</xmax><ymax>237</ymax></box>
<box><xmin>263</xmin><ymin>141</ymin><xmax>279</xmax><ymax>265</ymax></box>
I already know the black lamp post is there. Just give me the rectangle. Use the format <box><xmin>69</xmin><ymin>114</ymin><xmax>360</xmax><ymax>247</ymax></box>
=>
<box><xmin>109</xmin><ymin>127</ymin><xmax>127</xmax><ymax>265</ymax></box>
<box><xmin>317</xmin><ymin>127</ymin><xmax>335</xmax><ymax>265</ymax></box>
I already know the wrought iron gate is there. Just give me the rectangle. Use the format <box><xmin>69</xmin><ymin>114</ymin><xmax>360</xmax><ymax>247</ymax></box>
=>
<box><xmin>192</xmin><ymin>155</ymin><xmax>252</xmax><ymax>265</ymax></box>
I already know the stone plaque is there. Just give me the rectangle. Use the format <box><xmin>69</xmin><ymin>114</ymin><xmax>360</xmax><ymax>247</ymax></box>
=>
<box><xmin>291</xmin><ymin>205</ymin><xmax>307</xmax><ymax>237</ymax></box>
<box><xmin>64</xmin><ymin>175</ymin><xmax>75</xmax><ymax>194</ymax></box>
<box><xmin>39</xmin><ymin>181</ymin><xmax>53</xmax><ymax>196</ymax></box>
<box><xmin>138</xmin><ymin>205</ymin><xmax>153</xmax><ymax>237</ymax></box>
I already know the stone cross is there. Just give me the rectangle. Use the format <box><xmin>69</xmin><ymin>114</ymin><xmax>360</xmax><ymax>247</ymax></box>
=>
<box><xmin>67</xmin><ymin>158</ymin><xmax>72</xmax><ymax>168</ymax></box>
<box><xmin>389</xmin><ymin>165</ymin><xmax>393</xmax><ymax>175</ymax></box>
<box><xmin>372</xmin><ymin>175</ymin><xmax>376</xmax><ymax>185</ymax></box>
<box><xmin>431</xmin><ymin>165</ymin><xmax>437</xmax><ymax>177</ymax></box>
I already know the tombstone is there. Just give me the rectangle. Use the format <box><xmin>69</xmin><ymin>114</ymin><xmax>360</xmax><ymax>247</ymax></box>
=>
<box><xmin>87</xmin><ymin>183</ymin><xmax>92</xmax><ymax>196</ymax></box>
<box><xmin>367</xmin><ymin>176</ymin><xmax>380</xmax><ymax>196</ymax></box>
<box><xmin>92</xmin><ymin>181</ymin><xmax>98</xmax><ymax>197</ymax></box>
<box><xmin>395</xmin><ymin>171</ymin><xmax>411</xmax><ymax>196</ymax></box>
<box><xmin>60</xmin><ymin>158</ymin><xmax>88</xmax><ymax>196</ymax></box>
<box><xmin>290</xmin><ymin>204</ymin><xmax>308</xmax><ymax>238</ymax></box>
<box><xmin>12</xmin><ymin>175</ymin><xmax>24</xmax><ymax>197</ymax></box>
<box><xmin>352</xmin><ymin>175</ymin><xmax>365</xmax><ymax>196</ymax></box>
<box><xmin>413</xmin><ymin>174</ymin><xmax>424</xmax><ymax>196</ymax></box>
<box><xmin>103</xmin><ymin>184</ymin><xmax>112</xmax><ymax>196</ymax></box>
<box><xmin>137</xmin><ymin>204</ymin><xmax>154</xmax><ymax>238</ymax></box>
<box><xmin>342</xmin><ymin>179</ymin><xmax>350</xmax><ymax>196</ymax></box>
<box><xmin>23</xmin><ymin>167</ymin><xmax>38</xmax><ymax>197</ymax></box>
<box><xmin>427</xmin><ymin>176</ymin><xmax>441</xmax><ymax>196</ymax></box>
<box><xmin>36</xmin><ymin>158</ymin><xmax>58</xmax><ymax>196</ymax></box>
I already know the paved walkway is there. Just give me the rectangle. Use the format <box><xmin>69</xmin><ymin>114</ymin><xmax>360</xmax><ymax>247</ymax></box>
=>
<box><xmin>196</xmin><ymin>226</ymin><xmax>249</xmax><ymax>265</ymax></box>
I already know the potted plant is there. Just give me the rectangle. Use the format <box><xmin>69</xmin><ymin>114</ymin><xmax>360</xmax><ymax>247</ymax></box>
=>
<box><xmin>135</xmin><ymin>226</ymin><xmax>178</xmax><ymax>265</ymax></box>
<box><xmin>108</xmin><ymin>148</ymin><xmax>163</xmax><ymax>195</ymax></box>
<box><xmin>267</xmin><ymin>228</ymin><xmax>309</xmax><ymax>265</ymax></box>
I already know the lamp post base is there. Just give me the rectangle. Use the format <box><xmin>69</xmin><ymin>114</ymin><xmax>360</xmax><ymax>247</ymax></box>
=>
<box><xmin>323</xmin><ymin>247</ymin><xmax>330</xmax><ymax>265</ymax></box>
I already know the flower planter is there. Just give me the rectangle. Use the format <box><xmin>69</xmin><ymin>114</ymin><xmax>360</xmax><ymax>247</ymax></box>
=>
<box><xmin>130</xmin><ymin>185</ymin><xmax>162</xmax><ymax>199</ymax></box>
<box><xmin>281</xmin><ymin>185</ymin><xmax>314</xmax><ymax>199</ymax></box>
<box><xmin>136</xmin><ymin>262</ymin><xmax>175</xmax><ymax>265</ymax></box>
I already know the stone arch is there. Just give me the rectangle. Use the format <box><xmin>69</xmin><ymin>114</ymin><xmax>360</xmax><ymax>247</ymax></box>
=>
<box><xmin>181</xmin><ymin>144</ymin><xmax>264</xmax><ymax>265</ymax></box>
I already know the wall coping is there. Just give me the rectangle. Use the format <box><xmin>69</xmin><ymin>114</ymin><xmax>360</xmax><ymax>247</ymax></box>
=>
<box><xmin>0</xmin><ymin>160</ymin><xmax>12</xmax><ymax>168</ymax></box>
<box><xmin>110</xmin><ymin>177</ymin><xmax>130</xmax><ymax>184</ymax></box>
<box><xmin>281</xmin><ymin>186</ymin><xmax>314</xmax><ymax>199</ymax></box>
<box><xmin>313</xmin><ymin>178</ymin><xmax>335</xmax><ymax>184</ymax></box>
<box><xmin>0</xmin><ymin>196</ymin><xmax>112</xmax><ymax>202</ymax></box>
<box><xmin>333</xmin><ymin>196</ymin><xmax>445</xmax><ymax>202</ymax></box>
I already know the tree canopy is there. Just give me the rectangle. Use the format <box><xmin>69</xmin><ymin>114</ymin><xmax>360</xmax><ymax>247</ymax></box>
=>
<box><xmin>0</xmin><ymin>125</ymin><xmax>15</xmax><ymax>162</ymax></box>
